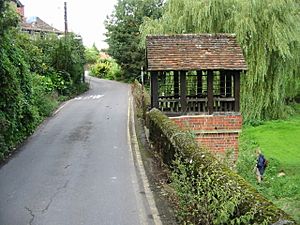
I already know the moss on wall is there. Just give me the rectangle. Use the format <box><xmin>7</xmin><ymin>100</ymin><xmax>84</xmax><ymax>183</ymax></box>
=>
<box><xmin>147</xmin><ymin>108</ymin><xmax>296</xmax><ymax>224</ymax></box>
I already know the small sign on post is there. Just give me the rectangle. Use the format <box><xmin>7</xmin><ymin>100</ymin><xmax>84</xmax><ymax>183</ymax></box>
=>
<box><xmin>141</xmin><ymin>66</ymin><xmax>144</xmax><ymax>86</ymax></box>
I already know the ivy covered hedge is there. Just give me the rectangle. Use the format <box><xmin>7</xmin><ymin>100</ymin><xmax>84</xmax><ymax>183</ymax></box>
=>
<box><xmin>0</xmin><ymin>1</ymin><xmax>87</xmax><ymax>160</ymax></box>
<box><xmin>147</xmin><ymin>108</ymin><xmax>296</xmax><ymax>224</ymax></box>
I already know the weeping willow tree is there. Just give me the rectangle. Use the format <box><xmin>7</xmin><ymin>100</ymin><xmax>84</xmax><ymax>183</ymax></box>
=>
<box><xmin>140</xmin><ymin>0</ymin><xmax>300</xmax><ymax>121</ymax></box>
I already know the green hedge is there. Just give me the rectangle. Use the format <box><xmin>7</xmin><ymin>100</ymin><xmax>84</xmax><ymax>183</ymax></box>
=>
<box><xmin>147</xmin><ymin>108</ymin><xmax>296</xmax><ymax>225</ymax></box>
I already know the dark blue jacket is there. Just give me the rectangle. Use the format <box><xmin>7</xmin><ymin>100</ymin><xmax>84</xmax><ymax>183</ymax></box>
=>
<box><xmin>257</xmin><ymin>154</ymin><xmax>266</xmax><ymax>175</ymax></box>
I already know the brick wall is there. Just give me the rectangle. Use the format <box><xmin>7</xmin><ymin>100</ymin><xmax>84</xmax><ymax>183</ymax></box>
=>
<box><xmin>17</xmin><ymin>6</ymin><xmax>24</xmax><ymax>18</ymax></box>
<box><xmin>170</xmin><ymin>114</ymin><xmax>242</xmax><ymax>160</ymax></box>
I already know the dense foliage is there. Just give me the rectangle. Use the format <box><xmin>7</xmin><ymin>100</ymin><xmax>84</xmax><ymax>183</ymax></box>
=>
<box><xmin>0</xmin><ymin>1</ymin><xmax>19</xmax><ymax>35</ymax></box>
<box><xmin>140</xmin><ymin>0</ymin><xmax>300</xmax><ymax>122</ymax></box>
<box><xmin>0</xmin><ymin>1</ymin><xmax>86</xmax><ymax>159</ymax></box>
<box><xmin>90</xmin><ymin>58</ymin><xmax>122</xmax><ymax>81</ymax></box>
<box><xmin>32</xmin><ymin>34</ymin><xmax>86</xmax><ymax>94</ymax></box>
<box><xmin>105</xmin><ymin>0</ymin><xmax>163</xmax><ymax>81</ymax></box>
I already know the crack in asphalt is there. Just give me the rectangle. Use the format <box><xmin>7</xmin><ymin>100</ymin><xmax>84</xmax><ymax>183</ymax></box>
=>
<box><xmin>64</xmin><ymin>164</ymin><xmax>71</xmax><ymax>169</ymax></box>
<box><xmin>25</xmin><ymin>207</ymin><xmax>35</xmax><ymax>225</ymax></box>
<box><xmin>42</xmin><ymin>180</ymin><xmax>70</xmax><ymax>214</ymax></box>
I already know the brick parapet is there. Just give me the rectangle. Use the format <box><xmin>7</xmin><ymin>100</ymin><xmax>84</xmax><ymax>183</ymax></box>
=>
<box><xmin>170</xmin><ymin>114</ymin><xmax>242</xmax><ymax>159</ymax></box>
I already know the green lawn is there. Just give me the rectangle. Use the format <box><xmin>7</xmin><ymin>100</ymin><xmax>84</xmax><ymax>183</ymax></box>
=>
<box><xmin>237</xmin><ymin>104</ymin><xmax>300</xmax><ymax>223</ymax></box>
<box><xmin>245</xmin><ymin>114</ymin><xmax>300</xmax><ymax>171</ymax></box>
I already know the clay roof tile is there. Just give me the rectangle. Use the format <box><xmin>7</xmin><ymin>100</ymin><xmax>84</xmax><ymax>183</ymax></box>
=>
<box><xmin>146</xmin><ymin>34</ymin><xmax>247</xmax><ymax>71</ymax></box>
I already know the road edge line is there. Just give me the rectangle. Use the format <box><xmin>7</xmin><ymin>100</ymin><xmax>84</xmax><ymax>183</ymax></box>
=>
<box><xmin>127</xmin><ymin>95</ymin><xmax>148</xmax><ymax>225</ymax></box>
<box><xmin>128</xmin><ymin>93</ymin><xmax>163</xmax><ymax>225</ymax></box>
<box><xmin>53</xmin><ymin>101</ymin><xmax>70</xmax><ymax>116</ymax></box>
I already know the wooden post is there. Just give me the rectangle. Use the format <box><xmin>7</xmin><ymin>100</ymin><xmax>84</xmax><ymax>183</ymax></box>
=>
<box><xmin>180</xmin><ymin>71</ymin><xmax>187</xmax><ymax>113</ymax></box>
<box><xmin>207</xmin><ymin>70</ymin><xmax>214</xmax><ymax>114</ymax></box>
<box><xmin>234</xmin><ymin>71</ymin><xmax>240</xmax><ymax>112</ymax></box>
<box><xmin>220</xmin><ymin>70</ymin><xmax>226</xmax><ymax>96</ymax></box>
<box><xmin>226</xmin><ymin>71</ymin><xmax>232</xmax><ymax>97</ymax></box>
<box><xmin>64</xmin><ymin>2</ymin><xmax>68</xmax><ymax>35</ymax></box>
<box><xmin>174</xmin><ymin>71</ymin><xmax>179</xmax><ymax>97</ymax></box>
<box><xmin>197</xmin><ymin>70</ymin><xmax>202</xmax><ymax>96</ymax></box>
<box><xmin>151</xmin><ymin>71</ymin><xmax>159</xmax><ymax>108</ymax></box>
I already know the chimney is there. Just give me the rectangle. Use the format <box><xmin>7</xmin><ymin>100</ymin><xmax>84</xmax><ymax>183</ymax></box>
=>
<box><xmin>17</xmin><ymin>5</ymin><xmax>25</xmax><ymax>18</ymax></box>
<box><xmin>12</xmin><ymin>0</ymin><xmax>25</xmax><ymax>18</ymax></box>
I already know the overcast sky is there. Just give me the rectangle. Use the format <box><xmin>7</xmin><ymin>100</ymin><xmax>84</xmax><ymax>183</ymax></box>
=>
<box><xmin>21</xmin><ymin>0</ymin><xmax>118</xmax><ymax>49</ymax></box>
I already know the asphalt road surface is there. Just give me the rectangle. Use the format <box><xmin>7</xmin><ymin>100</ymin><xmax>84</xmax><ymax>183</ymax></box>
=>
<box><xmin>0</xmin><ymin>76</ymin><xmax>158</xmax><ymax>225</ymax></box>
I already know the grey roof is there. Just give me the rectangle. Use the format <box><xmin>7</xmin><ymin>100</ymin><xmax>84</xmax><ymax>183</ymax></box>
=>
<box><xmin>12</xmin><ymin>0</ymin><xmax>24</xmax><ymax>7</ymax></box>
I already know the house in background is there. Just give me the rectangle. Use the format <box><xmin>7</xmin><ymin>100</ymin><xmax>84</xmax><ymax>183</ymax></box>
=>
<box><xmin>22</xmin><ymin>16</ymin><xmax>64</xmax><ymax>36</ymax></box>
<box><xmin>11</xmin><ymin>0</ymin><xmax>63</xmax><ymax>37</ymax></box>
<box><xmin>99</xmin><ymin>52</ymin><xmax>110</xmax><ymax>60</ymax></box>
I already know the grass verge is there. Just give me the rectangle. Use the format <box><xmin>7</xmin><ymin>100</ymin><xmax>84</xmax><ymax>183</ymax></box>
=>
<box><xmin>237</xmin><ymin>104</ymin><xmax>300</xmax><ymax>223</ymax></box>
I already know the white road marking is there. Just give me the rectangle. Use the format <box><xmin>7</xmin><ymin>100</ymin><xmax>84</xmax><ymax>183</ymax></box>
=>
<box><xmin>53</xmin><ymin>101</ymin><xmax>70</xmax><ymax>115</ymax></box>
<box><xmin>110</xmin><ymin>177</ymin><xmax>117</xmax><ymax>182</ymax></box>
<box><xmin>74</xmin><ymin>95</ymin><xmax>104</xmax><ymax>101</ymax></box>
<box><xmin>55</xmin><ymin>94</ymin><xmax>104</xmax><ymax>115</ymax></box>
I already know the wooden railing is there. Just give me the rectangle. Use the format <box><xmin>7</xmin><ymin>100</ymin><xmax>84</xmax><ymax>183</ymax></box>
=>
<box><xmin>158</xmin><ymin>95</ymin><xmax>235</xmax><ymax>114</ymax></box>
<box><xmin>213</xmin><ymin>97</ymin><xmax>235</xmax><ymax>112</ymax></box>
<box><xmin>187</xmin><ymin>97</ymin><xmax>207</xmax><ymax>113</ymax></box>
<box><xmin>158</xmin><ymin>96</ymin><xmax>180</xmax><ymax>113</ymax></box>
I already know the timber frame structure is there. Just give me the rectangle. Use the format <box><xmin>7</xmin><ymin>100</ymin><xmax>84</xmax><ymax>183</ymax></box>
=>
<box><xmin>146</xmin><ymin>34</ymin><xmax>247</xmax><ymax>115</ymax></box>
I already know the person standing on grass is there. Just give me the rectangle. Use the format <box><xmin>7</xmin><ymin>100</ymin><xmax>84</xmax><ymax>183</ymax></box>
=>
<box><xmin>255</xmin><ymin>148</ymin><xmax>267</xmax><ymax>183</ymax></box>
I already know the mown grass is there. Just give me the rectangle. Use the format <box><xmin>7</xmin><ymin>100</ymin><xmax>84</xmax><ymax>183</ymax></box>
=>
<box><xmin>237</xmin><ymin>104</ymin><xmax>300</xmax><ymax>223</ymax></box>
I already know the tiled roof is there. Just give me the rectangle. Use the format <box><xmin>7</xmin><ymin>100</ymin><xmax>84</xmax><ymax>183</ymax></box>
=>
<box><xmin>146</xmin><ymin>34</ymin><xmax>247</xmax><ymax>71</ymax></box>
<box><xmin>12</xmin><ymin>0</ymin><xmax>24</xmax><ymax>7</ymax></box>
<box><xmin>21</xmin><ymin>17</ymin><xmax>63</xmax><ymax>34</ymax></box>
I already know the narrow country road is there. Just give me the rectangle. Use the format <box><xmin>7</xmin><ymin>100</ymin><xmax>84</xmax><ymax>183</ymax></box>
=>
<box><xmin>0</xmin><ymin>76</ymin><xmax>159</xmax><ymax>225</ymax></box>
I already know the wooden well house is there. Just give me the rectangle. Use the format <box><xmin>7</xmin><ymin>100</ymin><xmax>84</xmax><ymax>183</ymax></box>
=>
<box><xmin>146</xmin><ymin>34</ymin><xmax>247</xmax><ymax>158</ymax></box>
<box><xmin>146</xmin><ymin>34</ymin><xmax>247</xmax><ymax>115</ymax></box>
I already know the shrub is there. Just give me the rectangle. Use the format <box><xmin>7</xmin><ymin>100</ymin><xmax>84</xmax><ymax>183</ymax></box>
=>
<box><xmin>172</xmin><ymin>154</ymin><xmax>253</xmax><ymax>224</ymax></box>
<box><xmin>31</xmin><ymin>74</ymin><xmax>58</xmax><ymax>117</ymax></box>
<box><xmin>106</xmin><ymin>60</ymin><xmax>122</xmax><ymax>80</ymax></box>
<box><xmin>50</xmin><ymin>71</ymin><xmax>73</xmax><ymax>95</ymax></box>
<box><xmin>90</xmin><ymin>58</ymin><xmax>122</xmax><ymax>80</ymax></box>
<box><xmin>90</xmin><ymin>60</ymin><xmax>111</xmax><ymax>78</ymax></box>
<box><xmin>33</xmin><ymin>34</ymin><xmax>85</xmax><ymax>89</ymax></box>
